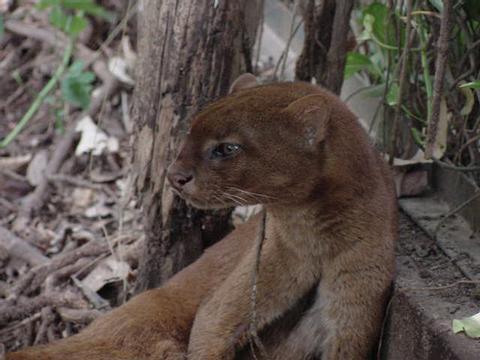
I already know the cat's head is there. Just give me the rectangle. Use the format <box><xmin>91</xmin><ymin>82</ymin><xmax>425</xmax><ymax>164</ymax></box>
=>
<box><xmin>167</xmin><ymin>74</ymin><xmax>335</xmax><ymax>209</ymax></box>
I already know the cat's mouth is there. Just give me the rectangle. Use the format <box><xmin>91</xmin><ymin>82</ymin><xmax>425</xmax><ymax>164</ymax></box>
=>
<box><xmin>171</xmin><ymin>187</ymin><xmax>232</xmax><ymax>210</ymax></box>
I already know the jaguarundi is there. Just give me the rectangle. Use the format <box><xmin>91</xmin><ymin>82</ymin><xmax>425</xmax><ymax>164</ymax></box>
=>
<box><xmin>7</xmin><ymin>74</ymin><xmax>397</xmax><ymax>360</ymax></box>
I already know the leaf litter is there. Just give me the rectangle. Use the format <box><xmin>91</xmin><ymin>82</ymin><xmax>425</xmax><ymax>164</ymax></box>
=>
<box><xmin>0</xmin><ymin>0</ymin><xmax>143</xmax><ymax>352</ymax></box>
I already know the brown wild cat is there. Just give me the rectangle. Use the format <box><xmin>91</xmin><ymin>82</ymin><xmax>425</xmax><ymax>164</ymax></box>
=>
<box><xmin>7</xmin><ymin>74</ymin><xmax>397</xmax><ymax>360</ymax></box>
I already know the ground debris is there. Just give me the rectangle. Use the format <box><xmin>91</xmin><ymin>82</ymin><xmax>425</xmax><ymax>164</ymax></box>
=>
<box><xmin>0</xmin><ymin>0</ymin><xmax>142</xmax><ymax>352</ymax></box>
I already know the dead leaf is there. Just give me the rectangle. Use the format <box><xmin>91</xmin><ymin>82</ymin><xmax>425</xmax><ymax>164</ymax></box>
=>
<box><xmin>75</xmin><ymin>116</ymin><xmax>119</xmax><ymax>156</ymax></box>
<box><xmin>0</xmin><ymin>0</ymin><xmax>13</xmax><ymax>12</ymax></box>
<box><xmin>387</xmin><ymin>149</ymin><xmax>432</xmax><ymax>167</ymax></box>
<box><xmin>459</xmin><ymin>82</ymin><xmax>475</xmax><ymax>116</ymax></box>
<box><xmin>0</xmin><ymin>154</ymin><xmax>32</xmax><ymax>171</ymax></box>
<box><xmin>26</xmin><ymin>150</ymin><xmax>48</xmax><ymax>186</ymax></box>
<box><xmin>121</xmin><ymin>36</ymin><xmax>137</xmax><ymax>70</ymax></box>
<box><xmin>108</xmin><ymin>57</ymin><xmax>135</xmax><ymax>85</ymax></box>
<box><xmin>432</xmin><ymin>98</ymin><xmax>450</xmax><ymax>159</ymax></box>
<box><xmin>393</xmin><ymin>168</ymin><xmax>429</xmax><ymax>198</ymax></box>
<box><xmin>390</xmin><ymin>150</ymin><xmax>431</xmax><ymax>198</ymax></box>
<box><xmin>72</xmin><ymin>188</ymin><xmax>95</xmax><ymax>209</ymax></box>
<box><xmin>85</xmin><ymin>202</ymin><xmax>113</xmax><ymax>218</ymax></box>
<box><xmin>81</xmin><ymin>257</ymin><xmax>131</xmax><ymax>293</ymax></box>
<box><xmin>453</xmin><ymin>311</ymin><xmax>480</xmax><ymax>338</ymax></box>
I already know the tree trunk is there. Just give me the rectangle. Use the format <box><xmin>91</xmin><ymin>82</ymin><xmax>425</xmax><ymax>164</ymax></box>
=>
<box><xmin>131</xmin><ymin>0</ymin><xmax>260</xmax><ymax>292</ymax></box>
<box><xmin>295</xmin><ymin>0</ymin><xmax>354</xmax><ymax>94</ymax></box>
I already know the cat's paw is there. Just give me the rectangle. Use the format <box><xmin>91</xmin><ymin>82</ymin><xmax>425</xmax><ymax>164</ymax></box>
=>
<box><xmin>152</xmin><ymin>340</ymin><xmax>186</xmax><ymax>360</ymax></box>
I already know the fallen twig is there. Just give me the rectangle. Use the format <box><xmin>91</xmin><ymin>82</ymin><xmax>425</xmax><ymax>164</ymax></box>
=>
<box><xmin>0</xmin><ymin>291</ymin><xmax>86</xmax><ymax>328</ymax></box>
<box><xmin>15</xmin><ymin>125</ymin><xmax>79</xmax><ymax>225</ymax></box>
<box><xmin>47</xmin><ymin>173</ymin><xmax>116</xmax><ymax>199</ymax></box>
<box><xmin>4</xmin><ymin>20</ymin><xmax>95</xmax><ymax>63</ymax></box>
<box><xmin>9</xmin><ymin>240</ymin><xmax>108</xmax><ymax>298</ymax></box>
<box><xmin>45</xmin><ymin>258</ymin><xmax>94</xmax><ymax>293</ymax></box>
<box><xmin>0</xmin><ymin>39</ymin><xmax>74</xmax><ymax>148</ymax></box>
<box><xmin>57</xmin><ymin>307</ymin><xmax>102</xmax><ymax>324</ymax></box>
<box><xmin>71</xmin><ymin>276</ymin><xmax>110</xmax><ymax>310</ymax></box>
<box><xmin>402</xmin><ymin>279</ymin><xmax>480</xmax><ymax>292</ymax></box>
<box><xmin>434</xmin><ymin>190</ymin><xmax>480</xmax><ymax>238</ymax></box>
<box><xmin>0</xmin><ymin>225</ymin><xmax>49</xmax><ymax>266</ymax></box>
<box><xmin>33</xmin><ymin>307</ymin><xmax>55</xmax><ymax>345</ymax></box>
<box><xmin>433</xmin><ymin>157</ymin><xmax>480</xmax><ymax>172</ymax></box>
<box><xmin>89</xmin><ymin>60</ymin><xmax>119</xmax><ymax>117</ymax></box>
<box><xmin>0</xmin><ymin>313</ymin><xmax>41</xmax><ymax>338</ymax></box>
<box><xmin>0</xmin><ymin>155</ymin><xmax>32</xmax><ymax>171</ymax></box>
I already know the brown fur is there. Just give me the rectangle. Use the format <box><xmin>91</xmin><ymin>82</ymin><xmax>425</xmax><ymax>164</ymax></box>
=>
<box><xmin>6</xmin><ymin>218</ymin><xmax>258</xmax><ymax>360</ymax></box>
<box><xmin>7</xmin><ymin>77</ymin><xmax>396</xmax><ymax>360</ymax></box>
<box><xmin>170</xmin><ymin>79</ymin><xmax>397</xmax><ymax>359</ymax></box>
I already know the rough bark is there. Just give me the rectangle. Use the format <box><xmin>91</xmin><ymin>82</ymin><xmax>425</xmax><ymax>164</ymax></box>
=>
<box><xmin>295</xmin><ymin>0</ymin><xmax>354</xmax><ymax>94</ymax></box>
<box><xmin>131</xmin><ymin>0</ymin><xmax>260</xmax><ymax>292</ymax></box>
<box><xmin>424</xmin><ymin>0</ymin><xmax>452</xmax><ymax>159</ymax></box>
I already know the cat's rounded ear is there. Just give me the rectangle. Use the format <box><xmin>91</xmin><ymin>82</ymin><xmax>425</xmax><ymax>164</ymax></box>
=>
<box><xmin>282</xmin><ymin>94</ymin><xmax>331</xmax><ymax>144</ymax></box>
<box><xmin>228</xmin><ymin>73</ymin><xmax>258</xmax><ymax>94</ymax></box>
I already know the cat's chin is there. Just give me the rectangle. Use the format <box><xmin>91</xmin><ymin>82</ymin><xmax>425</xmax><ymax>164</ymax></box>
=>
<box><xmin>181</xmin><ymin>195</ymin><xmax>234</xmax><ymax>210</ymax></box>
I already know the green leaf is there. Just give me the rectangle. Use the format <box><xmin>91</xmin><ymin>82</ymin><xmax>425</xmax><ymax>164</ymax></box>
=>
<box><xmin>11</xmin><ymin>70</ymin><xmax>23</xmax><ymax>85</ymax></box>
<box><xmin>453</xmin><ymin>312</ymin><xmax>480</xmax><ymax>338</ymax></box>
<box><xmin>61</xmin><ymin>76</ymin><xmax>92</xmax><ymax>109</ymax></box>
<box><xmin>0</xmin><ymin>14</ymin><xmax>4</xmax><ymax>40</ymax></box>
<box><xmin>66</xmin><ymin>15</ymin><xmax>88</xmax><ymax>35</ymax></box>
<box><xmin>67</xmin><ymin>60</ymin><xmax>84</xmax><ymax>75</ymax></box>
<box><xmin>363</xmin><ymin>2</ymin><xmax>396</xmax><ymax>47</ymax></box>
<box><xmin>429</xmin><ymin>0</ymin><xmax>443</xmax><ymax>12</ymax></box>
<box><xmin>463</xmin><ymin>0</ymin><xmax>480</xmax><ymax>21</ymax></box>
<box><xmin>363</xmin><ymin>13</ymin><xmax>375</xmax><ymax>35</ymax></box>
<box><xmin>62</xmin><ymin>0</ymin><xmax>113</xmax><ymax>21</ymax></box>
<box><xmin>61</xmin><ymin>61</ymin><xmax>95</xmax><ymax>109</ymax></box>
<box><xmin>49</xmin><ymin>6</ymin><xmax>68</xmax><ymax>30</ymax></box>
<box><xmin>411</xmin><ymin>127</ymin><xmax>425</xmax><ymax>146</ymax></box>
<box><xmin>344</xmin><ymin>52</ymin><xmax>373</xmax><ymax>79</ymax></box>
<box><xmin>459</xmin><ymin>81</ymin><xmax>480</xmax><ymax>89</ymax></box>
<box><xmin>37</xmin><ymin>0</ymin><xmax>60</xmax><ymax>10</ymax></box>
<box><xmin>364</xmin><ymin>84</ymin><xmax>386</xmax><ymax>98</ymax></box>
<box><xmin>77</xmin><ymin>71</ymin><xmax>95</xmax><ymax>84</ymax></box>
<box><xmin>54</xmin><ymin>108</ymin><xmax>65</xmax><ymax>133</ymax></box>
<box><xmin>386</xmin><ymin>82</ymin><xmax>400</xmax><ymax>106</ymax></box>
<box><xmin>459</xmin><ymin>85</ymin><xmax>475</xmax><ymax>116</ymax></box>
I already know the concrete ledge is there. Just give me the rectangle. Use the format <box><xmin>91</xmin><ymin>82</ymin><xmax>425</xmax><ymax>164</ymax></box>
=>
<box><xmin>381</xmin><ymin>213</ymin><xmax>480</xmax><ymax>359</ymax></box>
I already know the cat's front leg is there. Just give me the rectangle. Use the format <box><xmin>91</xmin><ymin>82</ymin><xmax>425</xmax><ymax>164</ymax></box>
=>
<box><xmin>319</xmin><ymin>262</ymin><xmax>392</xmax><ymax>360</ymax></box>
<box><xmin>187</xmin><ymin>241</ymin><xmax>318</xmax><ymax>360</ymax></box>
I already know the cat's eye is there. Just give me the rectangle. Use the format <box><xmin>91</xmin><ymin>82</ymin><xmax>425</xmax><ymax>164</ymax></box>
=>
<box><xmin>210</xmin><ymin>143</ymin><xmax>241</xmax><ymax>159</ymax></box>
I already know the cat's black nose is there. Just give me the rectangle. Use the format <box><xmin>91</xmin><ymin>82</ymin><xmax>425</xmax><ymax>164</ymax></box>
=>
<box><xmin>167</xmin><ymin>170</ymin><xmax>193</xmax><ymax>191</ymax></box>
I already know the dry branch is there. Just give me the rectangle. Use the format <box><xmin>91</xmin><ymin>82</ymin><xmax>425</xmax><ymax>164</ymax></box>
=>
<box><xmin>0</xmin><ymin>226</ymin><xmax>49</xmax><ymax>266</ymax></box>
<box><xmin>10</xmin><ymin>240</ymin><xmax>108</xmax><ymax>298</ymax></box>
<box><xmin>425</xmin><ymin>0</ymin><xmax>452</xmax><ymax>159</ymax></box>
<box><xmin>57</xmin><ymin>307</ymin><xmax>101</xmax><ymax>324</ymax></box>
<box><xmin>15</xmin><ymin>125</ymin><xmax>79</xmax><ymax>224</ymax></box>
<box><xmin>4</xmin><ymin>20</ymin><xmax>95</xmax><ymax>63</ymax></box>
<box><xmin>45</xmin><ymin>258</ymin><xmax>94</xmax><ymax>293</ymax></box>
<box><xmin>389</xmin><ymin>0</ymin><xmax>414</xmax><ymax>164</ymax></box>
<box><xmin>132</xmin><ymin>0</ymin><xmax>258</xmax><ymax>291</ymax></box>
<box><xmin>6</xmin><ymin>36</ymin><xmax>119</xmax><ymax>227</ymax></box>
<box><xmin>324</xmin><ymin>0</ymin><xmax>354</xmax><ymax>94</ymax></box>
<box><xmin>295</xmin><ymin>0</ymin><xmax>353</xmax><ymax>93</ymax></box>
<box><xmin>0</xmin><ymin>291</ymin><xmax>86</xmax><ymax>328</ymax></box>
<box><xmin>33</xmin><ymin>307</ymin><xmax>56</xmax><ymax>345</ymax></box>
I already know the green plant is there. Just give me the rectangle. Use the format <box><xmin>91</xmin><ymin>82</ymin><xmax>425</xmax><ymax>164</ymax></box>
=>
<box><xmin>0</xmin><ymin>13</ymin><xmax>4</xmax><ymax>38</ymax></box>
<box><xmin>345</xmin><ymin>0</ymin><xmax>480</xmax><ymax>170</ymax></box>
<box><xmin>0</xmin><ymin>0</ymin><xmax>110</xmax><ymax>148</ymax></box>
